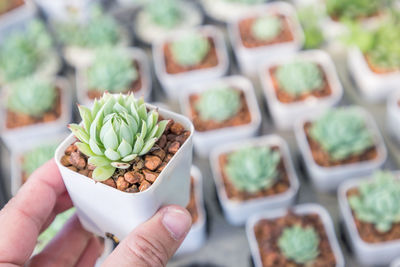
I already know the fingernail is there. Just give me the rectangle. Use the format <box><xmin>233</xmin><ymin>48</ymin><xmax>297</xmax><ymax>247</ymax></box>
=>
<box><xmin>162</xmin><ymin>207</ymin><xmax>192</xmax><ymax>240</ymax></box>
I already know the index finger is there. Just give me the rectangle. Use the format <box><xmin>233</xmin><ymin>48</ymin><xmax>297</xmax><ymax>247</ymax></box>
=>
<box><xmin>0</xmin><ymin>159</ymin><xmax>72</xmax><ymax>265</ymax></box>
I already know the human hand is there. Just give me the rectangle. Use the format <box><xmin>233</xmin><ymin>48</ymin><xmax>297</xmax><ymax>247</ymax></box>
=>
<box><xmin>0</xmin><ymin>159</ymin><xmax>192</xmax><ymax>267</ymax></box>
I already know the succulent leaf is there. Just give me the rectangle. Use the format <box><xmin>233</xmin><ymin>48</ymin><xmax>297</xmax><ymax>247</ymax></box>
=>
<box><xmin>92</xmin><ymin>166</ymin><xmax>116</xmax><ymax>181</ymax></box>
<box><xmin>349</xmin><ymin>171</ymin><xmax>400</xmax><ymax>233</ymax></box>
<box><xmin>170</xmin><ymin>32</ymin><xmax>210</xmax><ymax>67</ymax></box>
<box><xmin>22</xmin><ymin>144</ymin><xmax>58</xmax><ymax>177</ymax></box>
<box><xmin>146</xmin><ymin>0</ymin><xmax>182</xmax><ymax>29</ymax></box>
<box><xmin>251</xmin><ymin>16</ymin><xmax>282</xmax><ymax>41</ymax></box>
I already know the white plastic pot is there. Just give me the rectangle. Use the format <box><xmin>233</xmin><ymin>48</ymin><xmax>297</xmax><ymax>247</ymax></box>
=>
<box><xmin>348</xmin><ymin>47</ymin><xmax>400</xmax><ymax>102</ymax></box>
<box><xmin>246</xmin><ymin>203</ymin><xmax>345</xmax><ymax>267</ymax></box>
<box><xmin>392</xmin><ymin>257</ymin><xmax>400</xmax><ymax>267</ymax></box>
<box><xmin>0</xmin><ymin>77</ymin><xmax>72</xmax><ymax>150</ymax></box>
<box><xmin>180</xmin><ymin>75</ymin><xmax>261</xmax><ymax>157</ymax></box>
<box><xmin>34</xmin><ymin>0</ymin><xmax>96</xmax><ymax>22</ymax></box>
<box><xmin>294</xmin><ymin>106</ymin><xmax>387</xmax><ymax>192</ymax></box>
<box><xmin>0</xmin><ymin>0</ymin><xmax>36</xmax><ymax>42</ymax></box>
<box><xmin>134</xmin><ymin>0</ymin><xmax>203</xmax><ymax>44</ymax></box>
<box><xmin>153</xmin><ymin>25</ymin><xmax>229</xmax><ymax>100</ymax></box>
<box><xmin>76</xmin><ymin>47</ymin><xmax>152</xmax><ymax>106</ymax></box>
<box><xmin>116</xmin><ymin>0</ymin><xmax>146</xmax><ymax>8</ymax></box>
<box><xmin>210</xmin><ymin>135</ymin><xmax>299</xmax><ymax>226</ymax></box>
<box><xmin>176</xmin><ymin>166</ymin><xmax>207</xmax><ymax>255</ymax></box>
<box><xmin>338</xmin><ymin>172</ymin><xmax>400</xmax><ymax>266</ymax></box>
<box><xmin>387</xmin><ymin>90</ymin><xmax>400</xmax><ymax>144</ymax></box>
<box><xmin>260</xmin><ymin>49</ymin><xmax>343</xmax><ymax>130</ymax></box>
<box><xmin>55</xmin><ymin>104</ymin><xmax>194</xmax><ymax>241</ymax></box>
<box><xmin>201</xmin><ymin>0</ymin><xmax>267</xmax><ymax>23</ymax></box>
<box><xmin>228</xmin><ymin>1</ymin><xmax>304</xmax><ymax>77</ymax></box>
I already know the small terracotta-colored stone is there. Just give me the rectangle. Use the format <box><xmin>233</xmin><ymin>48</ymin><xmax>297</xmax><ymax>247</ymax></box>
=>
<box><xmin>67</xmin><ymin>166</ymin><xmax>78</xmax><ymax>172</ymax></box>
<box><xmin>116</xmin><ymin>176</ymin><xmax>130</xmax><ymax>191</ymax></box>
<box><xmin>143</xmin><ymin>169</ymin><xmax>158</xmax><ymax>183</ymax></box>
<box><xmin>43</xmin><ymin>113</ymin><xmax>57</xmax><ymax>122</ymax></box>
<box><xmin>65</xmin><ymin>144</ymin><xmax>77</xmax><ymax>155</ymax></box>
<box><xmin>176</xmin><ymin>131</ymin><xmax>190</xmax><ymax>144</ymax></box>
<box><xmin>78</xmin><ymin>169</ymin><xmax>89</xmax><ymax>176</ymax></box>
<box><xmin>157</xmin><ymin>135</ymin><xmax>167</xmax><ymax>149</ymax></box>
<box><xmin>151</xmin><ymin>148</ymin><xmax>166</xmax><ymax>160</ymax></box>
<box><xmin>125</xmin><ymin>185</ymin><xmax>139</xmax><ymax>193</ymax></box>
<box><xmin>103</xmin><ymin>178</ymin><xmax>116</xmax><ymax>188</ymax></box>
<box><xmin>170</xmin><ymin>122</ymin><xmax>184</xmax><ymax>135</ymax></box>
<box><xmin>165</xmin><ymin>120</ymin><xmax>174</xmax><ymax>132</ymax></box>
<box><xmin>144</xmin><ymin>155</ymin><xmax>162</xmax><ymax>171</ymax></box>
<box><xmin>168</xmin><ymin>141</ymin><xmax>180</xmax><ymax>154</ymax></box>
<box><xmin>132</xmin><ymin>158</ymin><xmax>145</xmax><ymax>171</ymax></box>
<box><xmin>165</xmin><ymin>154</ymin><xmax>173</xmax><ymax>162</ymax></box>
<box><xmin>61</xmin><ymin>155</ymin><xmax>71</xmax><ymax>166</ymax></box>
<box><xmin>139</xmin><ymin>180</ymin><xmax>151</xmax><ymax>191</ymax></box>
<box><xmin>157</xmin><ymin>162</ymin><xmax>167</xmax><ymax>173</ymax></box>
<box><xmin>70</xmin><ymin>151</ymin><xmax>86</xmax><ymax>169</ymax></box>
<box><xmin>88</xmin><ymin>171</ymin><xmax>93</xmax><ymax>178</ymax></box>
<box><xmin>87</xmin><ymin>163</ymin><xmax>96</xmax><ymax>171</ymax></box>
<box><xmin>124</xmin><ymin>171</ymin><xmax>142</xmax><ymax>184</ymax></box>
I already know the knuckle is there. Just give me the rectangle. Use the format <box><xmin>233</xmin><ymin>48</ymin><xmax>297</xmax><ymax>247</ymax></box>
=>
<box><xmin>127</xmin><ymin>233</ymin><xmax>168</xmax><ymax>267</ymax></box>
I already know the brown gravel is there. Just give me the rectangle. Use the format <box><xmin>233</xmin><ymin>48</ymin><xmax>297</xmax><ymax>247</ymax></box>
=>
<box><xmin>163</xmin><ymin>37</ymin><xmax>219</xmax><ymax>74</ymax></box>
<box><xmin>87</xmin><ymin>61</ymin><xmax>144</xmax><ymax>100</ymax></box>
<box><xmin>254</xmin><ymin>211</ymin><xmax>336</xmax><ymax>267</ymax></box>
<box><xmin>189</xmin><ymin>90</ymin><xmax>252</xmax><ymax>132</ymax></box>
<box><xmin>186</xmin><ymin>177</ymin><xmax>199</xmax><ymax>224</ymax></box>
<box><xmin>304</xmin><ymin>122</ymin><xmax>378</xmax><ymax>167</ymax></box>
<box><xmin>219</xmin><ymin>146</ymin><xmax>290</xmax><ymax>201</ymax></box>
<box><xmin>239</xmin><ymin>14</ymin><xmax>294</xmax><ymax>49</ymax></box>
<box><xmin>347</xmin><ymin>188</ymin><xmax>400</xmax><ymax>243</ymax></box>
<box><xmin>0</xmin><ymin>0</ymin><xmax>24</xmax><ymax>15</ymax></box>
<box><xmin>269</xmin><ymin>65</ymin><xmax>332</xmax><ymax>103</ymax></box>
<box><xmin>61</xmin><ymin>119</ymin><xmax>191</xmax><ymax>193</ymax></box>
<box><xmin>6</xmin><ymin>87</ymin><xmax>62</xmax><ymax>129</ymax></box>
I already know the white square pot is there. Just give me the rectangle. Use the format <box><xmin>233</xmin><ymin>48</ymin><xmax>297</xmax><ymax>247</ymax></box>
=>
<box><xmin>294</xmin><ymin>106</ymin><xmax>387</xmax><ymax>192</ymax></box>
<box><xmin>34</xmin><ymin>0</ymin><xmax>96</xmax><ymax>22</ymax></box>
<box><xmin>179</xmin><ymin>75</ymin><xmax>262</xmax><ymax>157</ymax></box>
<box><xmin>348</xmin><ymin>47</ymin><xmax>400</xmax><ymax>102</ymax></box>
<box><xmin>246</xmin><ymin>203</ymin><xmax>345</xmax><ymax>267</ymax></box>
<box><xmin>76</xmin><ymin>47</ymin><xmax>152</xmax><ymax>106</ymax></box>
<box><xmin>210</xmin><ymin>135</ymin><xmax>300</xmax><ymax>226</ymax></box>
<box><xmin>260</xmin><ymin>49</ymin><xmax>343</xmax><ymax>130</ymax></box>
<box><xmin>55</xmin><ymin>104</ymin><xmax>194</xmax><ymax>240</ymax></box>
<box><xmin>134</xmin><ymin>0</ymin><xmax>203</xmax><ymax>44</ymax></box>
<box><xmin>0</xmin><ymin>77</ymin><xmax>72</xmax><ymax>150</ymax></box>
<box><xmin>338</xmin><ymin>172</ymin><xmax>400</xmax><ymax>266</ymax></box>
<box><xmin>116</xmin><ymin>0</ymin><xmax>146</xmax><ymax>7</ymax></box>
<box><xmin>391</xmin><ymin>257</ymin><xmax>400</xmax><ymax>267</ymax></box>
<box><xmin>0</xmin><ymin>0</ymin><xmax>36</xmax><ymax>42</ymax></box>
<box><xmin>228</xmin><ymin>1</ymin><xmax>304</xmax><ymax>77</ymax></box>
<box><xmin>176</xmin><ymin>166</ymin><xmax>207</xmax><ymax>255</ymax></box>
<box><xmin>387</xmin><ymin>90</ymin><xmax>400</xmax><ymax>143</ymax></box>
<box><xmin>153</xmin><ymin>25</ymin><xmax>229</xmax><ymax>100</ymax></box>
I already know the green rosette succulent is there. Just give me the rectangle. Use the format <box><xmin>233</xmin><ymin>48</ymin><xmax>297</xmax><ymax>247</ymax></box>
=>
<box><xmin>7</xmin><ymin>77</ymin><xmax>56</xmax><ymax>118</ymax></box>
<box><xmin>22</xmin><ymin>144</ymin><xmax>58</xmax><ymax>177</ymax></box>
<box><xmin>146</xmin><ymin>0</ymin><xmax>182</xmax><ymax>29</ymax></box>
<box><xmin>170</xmin><ymin>32</ymin><xmax>210</xmax><ymax>67</ymax></box>
<box><xmin>56</xmin><ymin>5</ymin><xmax>119</xmax><ymax>48</ymax></box>
<box><xmin>309</xmin><ymin>108</ymin><xmax>374</xmax><ymax>161</ymax></box>
<box><xmin>349</xmin><ymin>171</ymin><xmax>400</xmax><ymax>233</ymax></box>
<box><xmin>326</xmin><ymin>0</ymin><xmax>385</xmax><ymax>21</ymax></box>
<box><xmin>224</xmin><ymin>0</ymin><xmax>264</xmax><ymax>4</ymax></box>
<box><xmin>195</xmin><ymin>86</ymin><xmax>240</xmax><ymax>122</ymax></box>
<box><xmin>0</xmin><ymin>20</ymin><xmax>52</xmax><ymax>82</ymax></box>
<box><xmin>276</xmin><ymin>61</ymin><xmax>324</xmax><ymax>96</ymax></box>
<box><xmin>69</xmin><ymin>94</ymin><xmax>169</xmax><ymax>181</ymax></box>
<box><xmin>87</xmin><ymin>48</ymin><xmax>138</xmax><ymax>93</ymax></box>
<box><xmin>225</xmin><ymin>146</ymin><xmax>280</xmax><ymax>193</ymax></box>
<box><xmin>298</xmin><ymin>6</ymin><xmax>324</xmax><ymax>49</ymax></box>
<box><xmin>278</xmin><ymin>224</ymin><xmax>320</xmax><ymax>264</ymax></box>
<box><xmin>251</xmin><ymin>16</ymin><xmax>282</xmax><ymax>41</ymax></box>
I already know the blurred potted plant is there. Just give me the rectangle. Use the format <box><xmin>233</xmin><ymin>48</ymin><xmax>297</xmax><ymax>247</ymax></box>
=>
<box><xmin>0</xmin><ymin>0</ymin><xmax>36</xmax><ymax>39</ymax></box>
<box><xmin>55</xmin><ymin>93</ymin><xmax>194</xmax><ymax>240</ymax></box>
<box><xmin>34</xmin><ymin>0</ymin><xmax>96</xmax><ymax>22</ymax></box>
<box><xmin>297</xmin><ymin>5</ymin><xmax>325</xmax><ymax>49</ymax></box>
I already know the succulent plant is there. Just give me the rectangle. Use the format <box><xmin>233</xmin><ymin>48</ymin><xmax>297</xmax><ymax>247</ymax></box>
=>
<box><xmin>0</xmin><ymin>20</ymin><xmax>52</xmax><ymax>82</ymax></box>
<box><xmin>56</xmin><ymin>5</ymin><xmax>119</xmax><ymax>48</ymax></box>
<box><xmin>278</xmin><ymin>224</ymin><xmax>320</xmax><ymax>264</ymax></box>
<box><xmin>69</xmin><ymin>94</ymin><xmax>169</xmax><ymax>181</ymax></box>
<box><xmin>7</xmin><ymin>77</ymin><xmax>57</xmax><ymax>118</ymax></box>
<box><xmin>225</xmin><ymin>146</ymin><xmax>280</xmax><ymax>193</ymax></box>
<box><xmin>146</xmin><ymin>0</ymin><xmax>182</xmax><ymax>29</ymax></box>
<box><xmin>170</xmin><ymin>32</ymin><xmax>210</xmax><ymax>67</ymax></box>
<box><xmin>87</xmin><ymin>48</ymin><xmax>138</xmax><ymax>93</ymax></box>
<box><xmin>195</xmin><ymin>86</ymin><xmax>241</xmax><ymax>122</ymax></box>
<box><xmin>298</xmin><ymin>6</ymin><xmax>324</xmax><ymax>49</ymax></box>
<box><xmin>225</xmin><ymin>0</ymin><xmax>264</xmax><ymax>4</ymax></box>
<box><xmin>251</xmin><ymin>16</ymin><xmax>282</xmax><ymax>41</ymax></box>
<box><xmin>309</xmin><ymin>108</ymin><xmax>374</xmax><ymax>161</ymax></box>
<box><xmin>22</xmin><ymin>144</ymin><xmax>58</xmax><ymax>177</ymax></box>
<box><xmin>276</xmin><ymin>61</ymin><xmax>324</xmax><ymax>96</ymax></box>
<box><xmin>349</xmin><ymin>171</ymin><xmax>400</xmax><ymax>233</ymax></box>
<box><xmin>326</xmin><ymin>0</ymin><xmax>385</xmax><ymax>21</ymax></box>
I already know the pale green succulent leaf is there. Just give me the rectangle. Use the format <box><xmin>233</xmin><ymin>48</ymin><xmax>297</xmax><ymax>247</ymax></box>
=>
<box><xmin>133</xmin><ymin>135</ymin><xmax>144</xmax><ymax>154</ymax></box>
<box><xmin>147</xmin><ymin>125</ymin><xmax>159</xmax><ymax>139</ymax></box>
<box><xmin>103</xmin><ymin>127</ymin><xmax>119</xmax><ymax>150</ymax></box>
<box><xmin>121</xmin><ymin>154</ymin><xmax>137</xmax><ymax>162</ymax></box>
<box><xmin>69</xmin><ymin>124</ymin><xmax>89</xmax><ymax>144</ymax></box>
<box><xmin>92</xmin><ymin>165</ymin><xmax>115</xmax><ymax>181</ymax></box>
<box><xmin>139</xmin><ymin>120</ymin><xmax>147</xmax><ymax>141</ymax></box>
<box><xmin>89</xmin><ymin>138</ymin><xmax>103</xmax><ymax>155</ymax></box>
<box><xmin>155</xmin><ymin>120</ymin><xmax>169</xmax><ymax>139</ymax></box>
<box><xmin>88</xmin><ymin>156</ymin><xmax>111</xmax><ymax>167</ymax></box>
<box><xmin>104</xmin><ymin>148</ymin><xmax>120</xmax><ymax>161</ymax></box>
<box><xmin>119</xmin><ymin>122</ymin><xmax>133</xmax><ymax>145</ymax></box>
<box><xmin>117</xmin><ymin>139</ymin><xmax>132</xmax><ymax>157</ymax></box>
<box><xmin>137</xmin><ymin>104</ymin><xmax>147</xmax><ymax>121</ymax></box>
<box><xmin>139</xmin><ymin>138</ymin><xmax>157</xmax><ymax>156</ymax></box>
<box><xmin>75</xmin><ymin>142</ymin><xmax>96</xmax><ymax>157</ymax></box>
<box><xmin>78</xmin><ymin>105</ymin><xmax>93</xmax><ymax>131</ymax></box>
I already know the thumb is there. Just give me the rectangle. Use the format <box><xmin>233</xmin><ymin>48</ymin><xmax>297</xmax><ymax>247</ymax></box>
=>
<box><xmin>102</xmin><ymin>205</ymin><xmax>192</xmax><ymax>267</ymax></box>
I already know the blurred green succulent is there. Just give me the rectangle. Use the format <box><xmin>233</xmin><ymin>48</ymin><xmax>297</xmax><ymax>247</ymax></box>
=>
<box><xmin>224</xmin><ymin>0</ymin><xmax>264</xmax><ymax>4</ymax></box>
<box><xmin>251</xmin><ymin>16</ymin><xmax>282</xmax><ymax>41</ymax></box>
<box><xmin>170</xmin><ymin>32</ymin><xmax>210</xmax><ymax>67</ymax></box>
<box><xmin>225</xmin><ymin>146</ymin><xmax>280</xmax><ymax>193</ymax></box>
<box><xmin>278</xmin><ymin>225</ymin><xmax>320</xmax><ymax>264</ymax></box>
<box><xmin>69</xmin><ymin>94</ymin><xmax>169</xmax><ymax>181</ymax></box>
<box><xmin>7</xmin><ymin>77</ymin><xmax>56</xmax><ymax>118</ymax></box>
<box><xmin>298</xmin><ymin>6</ymin><xmax>324</xmax><ymax>49</ymax></box>
<box><xmin>0</xmin><ymin>20</ymin><xmax>52</xmax><ymax>82</ymax></box>
<box><xmin>195</xmin><ymin>86</ymin><xmax>240</xmax><ymax>122</ymax></box>
<box><xmin>309</xmin><ymin>108</ymin><xmax>374</xmax><ymax>161</ymax></box>
<box><xmin>349</xmin><ymin>171</ymin><xmax>400</xmax><ymax>233</ymax></box>
<box><xmin>326</xmin><ymin>0</ymin><xmax>386</xmax><ymax>21</ymax></box>
<box><xmin>56</xmin><ymin>5</ymin><xmax>119</xmax><ymax>48</ymax></box>
<box><xmin>276</xmin><ymin>61</ymin><xmax>324</xmax><ymax>96</ymax></box>
<box><xmin>23</xmin><ymin>144</ymin><xmax>58</xmax><ymax>177</ymax></box>
<box><xmin>146</xmin><ymin>0</ymin><xmax>182</xmax><ymax>29</ymax></box>
<box><xmin>87</xmin><ymin>48</ymin><xmax>138</xmax><ymax>93</ymax></box>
